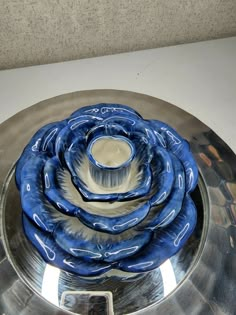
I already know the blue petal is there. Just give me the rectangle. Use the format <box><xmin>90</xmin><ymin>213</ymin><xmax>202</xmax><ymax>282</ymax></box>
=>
<box><xmin>145</xmin><ymin>155</ymin><xmax>185</xmax><ymax>230</ymax></box>
<box><xmin>72</xmin><ymin>165</ymin><xmax>152</xmax><ymax>202</ymax></box>
<box><xmin>118</xmin><ymin>195</ymin><xmax>197</xmax><ymax>273</ymax></box>
<box><xmin>103</xmin><ymin>117</ymin><xmax>158</xmax><ymax>147</ymax></box>
<box><xmin>55</xmin><ymin>115</ymin><xmax>102</xmax><ymax>164</ymax></box>
<box><xmin>64</xmin><ymin>136</ymin><xmax>153</xmax><ymax>202</ymax></box>
<box><xmin>39</xmin><ymin>121</ymin><xmax>67</xmax><ymax>156</ymax></box>
<box><xmin>20</xmin><ymin>154</ymin><xmax>57</xmax><ymax>232</ymax></box>
<box><xmin>77</xmin><ymin>201</ymin><xmax>151</xmax><ymax>234</ymax></box>
<box><xmin>15</xmin><ymin>121</ymin><xmax>65</xmax><ymax>188</ymax></box>
<box><xmin>128</xmin><ymin>131</ymin><xmax>154</xmax><ymax>164</ymax></box>
<box><xmin>54</xmin><ymin>221</ymin><xmax>152</xmax><ymax>263</ymax></box>
<box><xmin>63</xmin><ymin>137</ymin><xmax>87</xmax><ymax>178</ymax></box>
<box><xmin>150</xmin><ymin>147</ymin><xmax>175</xmax><ymax>206</ymax></box>
<box><xmin>44</xmin><ymin>157</ymin><xmax>152</xmax><ymax>234</ymax></box>
<box><xmin>86</xmin><ymin>122</ymin><xmax>129</xmax><ymax>143</ymax></box>
<box><xmin>149</xmin><ymin>120</ymin><xmax>198</xmax><ymax>192</ymax></box>
<box><xmin>70</xmin><ymin>103</ymin><xmax>142</xmax><ymax>120</ymax></box>
<box><xmin>22</xmin><ymin>214</ymin><xmax>113</xmax><ymax>276</ymax></box>
<box><xmin>43</xmin><ymin>157</ymin><xmax>78</xmax><ymax>215</ymax></box>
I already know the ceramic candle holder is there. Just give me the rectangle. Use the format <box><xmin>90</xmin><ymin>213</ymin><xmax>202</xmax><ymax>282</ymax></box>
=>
<box><xmin>87</xmin><ymin>135</ymin><xmax>135</xmax><ymax>188</ymax></box>
<box><xmin>15</xmin><ymin>103</ymin><xmax>198</xmax><ymax>278</ymax></box>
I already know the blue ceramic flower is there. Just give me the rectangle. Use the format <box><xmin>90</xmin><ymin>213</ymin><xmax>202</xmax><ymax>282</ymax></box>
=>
<box><xmin>16</xmin><ymin>103</ymin><xmax>198</xmax><ymax>277</ymax></box>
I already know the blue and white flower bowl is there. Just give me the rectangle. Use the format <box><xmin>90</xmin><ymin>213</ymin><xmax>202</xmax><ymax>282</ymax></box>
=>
<box><xmin>15</xmin><ymin>103</ymin><xmax>198</xmax><ymax>279</ymax></box>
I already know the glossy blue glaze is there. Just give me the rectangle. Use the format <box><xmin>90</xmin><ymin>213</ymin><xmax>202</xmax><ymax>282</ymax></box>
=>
<box><xmin>145</xmin><ymin>155</ymin><xmax>186</xmax><ymax>230</ymax></box>
<box><xmin>87</xmin><ymin>135</ymin><xmax>135</xmax><ymax>188</ymax></box>
<box><xmin>44</xmin><ymin>156</ymin><xmax>152</xmax><ymax>234</ymax></box>
<box><xmin>70</xmin><ymin>103</ymin><xmax>142</xmax><ymax>120</ymax></box>
<box><xmin>72</xmin><ymin>167</ymin><xmax>152</xmax><ymax>202</ymax></box>
<box><xmin>16</xmin><ymin>103</ymin><xmax>199</xmax><ymax>277</ymax></box>
<box><xmin>15</xmin><ymin>121</ymin><xmax>65</xmax><ymax>188</ymax></box>
<box><xmin>150</xmin><ymin>147</ymin><xmax>175</xmax><ymax>206</ymax></box>
<box><xmin>55</xmin><ymin>115</ymin><xmax>102</xmax><ymax>164</ymax></box>
<box><xmin>102</xmin><ymin>117</ymin><xmax>158</xmax><ymax>147</ymax></box>
<box><xmin>118</xmin><ymin>196</ymin><xmax>197</xmax><ymax>273</ymax></box>
<box><xmin>128</xmin><ymin>131</ymin><xmax>153</xmax><ymax>164</ymax></box>
<box><xmin>22</xmin><ymin>214</ymin><xmax>113</xmax><ymax>276</ymax></box>
<box><xmin>149</xmin><ymin>120</ymin><xmax>198</xmax><ymax>193</ymax></box>
<box><xmin>86</xmin><ymin>122</ymin><xmax>129</xmax><ymax>143</ymax></box>
<box><xmin>20</xmin><ymin>155</ymin><xmax>57</xmax><ymax>232</ymax></box>
<box><xmin>39</xmin><ymin>121</ymin><xmax>68</xmax><ymax>156</ymax></box>
<box><xmin>77</xmin><ymin>201</ymin><xmax>151</xmax><ymax>234</ymax></box>
<box><xmin>65</xmin><ymin>135</ymin><xmax>153</xmax><ymax>202</ymax></box>
<box><xmin>54</xmin><ymin>221</ymin><xmax>152</xmax><ymax>263</ymax></box>
<box><xmin>20</xmin><ymin>153</ymin><xmax>152</xmax><ymax>262</ymax></box>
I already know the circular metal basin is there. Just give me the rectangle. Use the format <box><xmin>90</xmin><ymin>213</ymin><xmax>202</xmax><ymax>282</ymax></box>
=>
<box><xmin>0</xmin><ymin>90</ymin><xmax>235</xmax><ymax>315</ymax></box>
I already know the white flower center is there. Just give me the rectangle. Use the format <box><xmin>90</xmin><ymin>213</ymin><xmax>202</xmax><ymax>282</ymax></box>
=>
<box><xmin>91</xmin><ymin>137</ymin><xmax>132</xmax><ymax>168</ymax></box>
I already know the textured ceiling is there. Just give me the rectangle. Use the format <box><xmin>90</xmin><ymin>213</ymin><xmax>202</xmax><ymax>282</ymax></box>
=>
<box><xmin>0</xmin><ymin>0</ymin><xmax>236</xmax><ymax>69</ymax></box>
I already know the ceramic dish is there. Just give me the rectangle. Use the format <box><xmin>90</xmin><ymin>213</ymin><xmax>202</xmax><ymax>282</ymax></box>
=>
<box><xmin>15</xmin><ymin>103</ymin><xmax>198</xmax><ymax>277</ymax></box>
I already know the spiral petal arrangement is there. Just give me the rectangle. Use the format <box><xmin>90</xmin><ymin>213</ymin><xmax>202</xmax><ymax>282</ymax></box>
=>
<box><xmin>16</xmin><ymin>103</ymin><xmax>198</xmax><ymax>277</ymax></box>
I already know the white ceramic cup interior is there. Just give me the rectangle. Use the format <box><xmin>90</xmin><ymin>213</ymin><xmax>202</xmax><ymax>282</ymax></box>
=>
<box><xmin>90</xmin><ymin>136</ymin><xmax>133</xmax><ymax>168</ymax></box>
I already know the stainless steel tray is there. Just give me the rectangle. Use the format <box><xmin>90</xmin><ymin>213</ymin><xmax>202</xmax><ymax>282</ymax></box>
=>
<box><xmin>0</xmin><ymin>90</ymin><xmax>235</xmax><ymax>315</ymax></box>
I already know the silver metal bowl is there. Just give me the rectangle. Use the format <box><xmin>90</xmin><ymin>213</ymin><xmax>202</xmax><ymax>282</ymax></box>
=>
<box><xmin>0</xmin><ymin>90</ymin><xmax>235</xmax><ymax>315</ymax></box>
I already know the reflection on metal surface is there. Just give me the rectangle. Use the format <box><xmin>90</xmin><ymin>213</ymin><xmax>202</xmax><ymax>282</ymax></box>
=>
<box><xmin>60</xmin><ymin>291</ymin><xmax>114</xmax><ymax>315</ymax></box>
<box><xmin>41</xmin><ymin>264</ymin><xmax>60</xmax><ymax>306</ymax></box>
<box><xmin>159</xmin><ymin>259</ymin><xmax>176</xmax><ymax>297</ymax></box>
<box><xmin>0</xmin><ymin>90</ymin><xmax>236</xmax><ymax>315</ymax></box>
